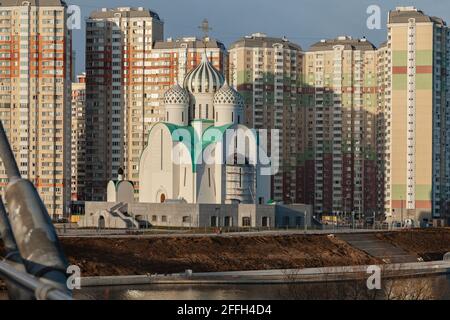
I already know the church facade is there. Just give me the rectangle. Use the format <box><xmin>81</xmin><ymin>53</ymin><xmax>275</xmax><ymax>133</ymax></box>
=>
<box><xmin>139</xmin><ymin>53</ymin><xmax>270</xmax><ymax>205</ymax></box>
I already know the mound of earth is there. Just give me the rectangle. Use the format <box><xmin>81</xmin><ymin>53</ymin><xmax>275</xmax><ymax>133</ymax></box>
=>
<box><xmin>2</xmin><ymin>234</ymin><xmax>379</xmax><ymax>277</ymax></box>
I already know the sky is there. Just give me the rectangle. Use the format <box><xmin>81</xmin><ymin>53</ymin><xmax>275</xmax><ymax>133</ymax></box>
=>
<box><xmin>70</xmin><ymin>0</ymin><xmax>450</xmax><ymax>75</ymax></box>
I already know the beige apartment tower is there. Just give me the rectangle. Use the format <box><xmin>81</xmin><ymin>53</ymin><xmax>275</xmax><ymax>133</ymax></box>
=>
<box><xmin>0</xmin><ymin>0</ymin><xmax>72</xmax><ymax>219</ymax></box>
<box><xmin>304</xmin><ymin>36</ymin><xmax>378</xmax><ymax>217</ymax></box>
<box><xmin>229</xmin><ymin>33</ymin><xmax>303</xmax><ymax>203</ymax></box>
<box><xmin>71</xmin><ymin>73</ymin><xmax>85</xmax><ymax>203</ymax></box>
<box><xmin>379</xmin><ymin>7</ymin><xmax>450</xmax><ymax>225</ymax></box>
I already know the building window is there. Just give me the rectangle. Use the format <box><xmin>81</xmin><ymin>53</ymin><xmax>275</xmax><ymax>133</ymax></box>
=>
<box><xmin>182</xmin><ymin>216</ymin><xmax>191</xmax><ymax>223</ymax></box>
<box><xmin>161</xmin><ymin>215</ymin><xmax>167</xmax><ymax>222</ymax></box>
<box><xmin>224</xmin><ymin>216</ymin><xmax>232</xmax><ymax>227</ymax></box>
<box><xmin>210</xmin><ymin>216</ymin><xmax>218</xmax><ymax>227</ymax></box>
<box><xmin>160</xmin><ymin>130</ymin><xmax>163</xmax><ymax>170</ymax></box>
<box><xmin>242</xmin><ymin>217</ymin><xmax>251</xmax><ymax>227</ymax></box>
<box><xmin>152</xmin><ymin>215</ymin><xmax>157</xmax><ymax>222</ymax></box>
<box><xmin>239</xmin><ymin>168</ymin><xmax>242</xmax><ymax>187</ymax></box>
<box><xmin>208</xmin><ymin>168</ymin><xmax>211</xmax><ymax>187</ymax></box>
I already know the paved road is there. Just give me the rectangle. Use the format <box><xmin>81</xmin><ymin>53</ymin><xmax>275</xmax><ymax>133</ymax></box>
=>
<box><xmin>56</xmin><ymin>228</ymin><xmax>391</xmax><ymax>239</ymax></box>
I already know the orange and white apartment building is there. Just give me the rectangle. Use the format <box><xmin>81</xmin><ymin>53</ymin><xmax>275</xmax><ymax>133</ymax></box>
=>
<box><xmin>0</xmin><ymin>0</ymin><xmax>72</xmax><ymax>219</ymax></box>
<box><xmin>85</xmin><ymin>7</ymin><xmax>227</xmax><ymax>200</ymax></box>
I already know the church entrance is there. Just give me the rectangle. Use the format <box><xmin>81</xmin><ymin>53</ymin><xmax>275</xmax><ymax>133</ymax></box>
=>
<box><xmin>98</xmin><ymin>216</ymin><xmax>105</xmax><ymax>229</ymax></box>
<box><xmin>160</xmin><ymin>193</ymin><xmax>166</xmax><ymax>203</ymax></box>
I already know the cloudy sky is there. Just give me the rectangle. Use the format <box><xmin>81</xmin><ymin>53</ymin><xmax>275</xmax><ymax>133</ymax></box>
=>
<box><xmin>70</xmin><ymin>0</ymin><xmax>450</xmax><ymax>74</ymax></box>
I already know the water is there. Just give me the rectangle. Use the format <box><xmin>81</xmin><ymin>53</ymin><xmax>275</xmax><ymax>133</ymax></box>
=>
<box><xmin>2</xmin><ymin>274</ymin><xmax>449</xmax><ymax>300</ymax></box>
<box><xmin>75</xmin><ymin>274</ymin><xmax>450</xmax><ymax>300</ymax></box>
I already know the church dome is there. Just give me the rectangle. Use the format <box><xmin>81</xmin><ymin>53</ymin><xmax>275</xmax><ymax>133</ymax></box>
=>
<box><xmin>213</xmin><ymin>82</ymin><xmax>244</xmax><ymax>107</ymax></box>
<box><xmin>184</xmin><ymin>52</ymin><xmax>224</xmax><ymax>94</ymax></box>
<box><xmin>163</xmin><ymin>84</ymin><xmax>190</xmax><ymax>105</ymax></box>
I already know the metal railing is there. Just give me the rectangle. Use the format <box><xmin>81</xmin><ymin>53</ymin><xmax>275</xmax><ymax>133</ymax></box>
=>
<box><xmin>0</xmin><ymin>261</ymin><xmax>72</xmax><ymax>300</ymax></box>
<box><xmin>0</xmin><ymin>120</ymin><xmax>72</xmax><ymax>300</ymax></box>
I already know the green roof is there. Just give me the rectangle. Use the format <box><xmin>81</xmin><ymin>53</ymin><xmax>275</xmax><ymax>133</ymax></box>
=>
<box><xmin>145</xmin><ymin>121</ymin><xmax>237</xmax><ymax>172</ymax></box>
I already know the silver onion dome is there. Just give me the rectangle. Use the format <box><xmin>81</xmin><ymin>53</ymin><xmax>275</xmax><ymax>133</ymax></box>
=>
<box><xmin>184</xmin><ymin>52</ymin><xmax>225</xmax><ymax>94</ymax></box>
<box><xmin>213</xmin><ymin>82</ymin><xmax>244</xmax><ymax>107</ymax></box>
<box><xmin>163</xmin><ymin>84</ymin><xmax>190</xmax><ymax>105</ymax></box>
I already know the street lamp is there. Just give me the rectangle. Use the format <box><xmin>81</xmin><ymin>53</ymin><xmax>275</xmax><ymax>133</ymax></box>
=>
<box><xmin>303</xmin><ymin>211</ymin><xmax>307</xmax><ymax>233</ymax></box>
<box><xmin>400</xmin><ymin>196</ymin><xmax>404</xmax><ymax>228</ymax></box>
<box><xmin>352</xmin><ymin>211</ymin><xmax>355</xmax><ymax>229</ymax></box>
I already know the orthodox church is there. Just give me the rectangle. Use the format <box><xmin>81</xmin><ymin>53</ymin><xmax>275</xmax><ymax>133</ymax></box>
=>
<box><xmin>139</xmin><ymin>53</ymin><xmax>270</xmax><ymax>204</ymax></box>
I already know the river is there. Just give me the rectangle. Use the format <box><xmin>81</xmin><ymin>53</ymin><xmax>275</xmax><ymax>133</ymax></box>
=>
<box><xmin>74</xmin><ymin>274</ymin><xmax>450</xmax><ymax>300</ymax></box>
<box><xmin>1</xmin><ymin>274</ymin><xmax>449</xmax><ymax>300</ymax></box>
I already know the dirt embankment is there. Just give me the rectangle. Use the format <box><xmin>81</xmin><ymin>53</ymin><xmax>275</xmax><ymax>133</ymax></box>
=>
<box><xmin>1</xmin><ymin>229</ymin><xmax>449</xmax><ymax>278</ymax></box>
<box><xmin>376</xmin><ymin>228</ymin><xmax>450</xmax><ymax>261</ymax></box>
<box><xmin>1</xmin><ymin>234</ymin><xmax>379</xmax><ymax>276</ymax></box>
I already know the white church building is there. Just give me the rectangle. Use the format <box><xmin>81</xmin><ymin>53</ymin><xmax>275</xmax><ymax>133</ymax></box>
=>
<box><xmin>79</xmin><ymin>53</ymin><xmax>313</xmax><ymax>230</ymax></box>
<box><xmin>139</xmin><ymin>53</ymin><xmax>270</xmax><ymax>205</ymax></box>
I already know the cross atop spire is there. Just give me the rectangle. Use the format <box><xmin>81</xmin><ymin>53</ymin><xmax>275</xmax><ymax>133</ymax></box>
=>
<box><xmin>198</xmin><ymin>18</ymin><xmax>212</xmax><ymax>48</ymax></box>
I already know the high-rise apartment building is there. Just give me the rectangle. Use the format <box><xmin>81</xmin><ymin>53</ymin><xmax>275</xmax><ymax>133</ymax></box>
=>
<box><xmin>229</xmin><ymin>33</ymin><xmax>303</xmax><ymax>203</ymax></box>
<box><xmin>71</xmin><ymin>73</ymin><xmax>85</xmax><ymax>202</ymax></box>
<box><xmin>376</xmin><ymin>41</ymin><xmax>390</xmax><ymax>218</ymax></box>
<box><xmin>85</xmin><ymin>11</ymin><xmax>228</xmax><ymax>200</ymax></box>
<box><xmin>303</xmin><ymin>36</ymin><xmax>378</xmax><ymax>217</ymax></box>
<box><xmin>379</xmin><ymin>7</ymin><xmax>450</xmax><ymax>224</ymax></box>
<box><xmin>0</xmin><ymin>0</ymin><xmax>72</xmax><ymax>219</ymax></box>
<box><xmin>153</xmin><ymin>36</ymin><xmax>227</xmax><ymax>86</ymax></box>
<box><xmin>85</xmin><ymin>7</ymin><xmax>164</xmax><ymax>200</ymax></box>
<box><xmin>140</xmin><ymin>36</ymin><xmax>227</xmax><ymax>138</ymax></box>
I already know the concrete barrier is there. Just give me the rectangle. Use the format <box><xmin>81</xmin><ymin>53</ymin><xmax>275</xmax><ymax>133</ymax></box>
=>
<box><xmin>80</xmin><ymin>260</ymin><xmax>450</xmax><ymax>287</ymax></box>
